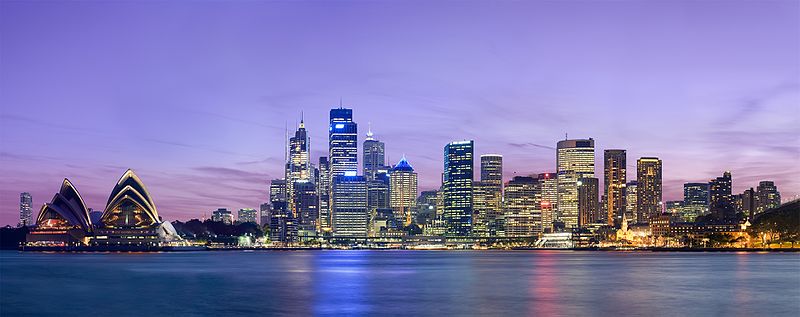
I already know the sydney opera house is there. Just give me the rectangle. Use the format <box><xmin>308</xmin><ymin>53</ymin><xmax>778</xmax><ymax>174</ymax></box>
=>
<box><xmin>25</xmin><ymin>169</ymin><xmax>183</xmax><ymax>251</ymax></box>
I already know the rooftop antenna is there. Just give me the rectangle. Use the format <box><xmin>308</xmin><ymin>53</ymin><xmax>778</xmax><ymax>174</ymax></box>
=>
<box><xmin>366</xmin><ymin>122</ymin><xmax>374</xmax><ymax>140</ymax></box>
<box><xmin>299</xmin><ymin>110</ymin><xmax>305</xmax><ymax>128</ymax></box>
<box><xmin>339</xmin><ymin>97</ymin><xmax>343</xmax><ymax>108</ymax></box>
<box><xmin>284</xmin><ymin>121</ymin><xmax>288</xmax><ymax>162</ymax></box>
<box><xmin>565</xmin><ymin>132</ymin><xmax>568</xmax><ymax>140</ymax></box>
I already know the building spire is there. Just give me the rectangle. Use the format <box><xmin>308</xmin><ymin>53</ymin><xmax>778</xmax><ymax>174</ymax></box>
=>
<box><xmin>339</xmin><ymin>97</ymin><xmax>343</xmax><ymax>108</ymax></box>
<box><xmin>366</xmin><ymin>122</ymin><xmax>374</xmax><ymax>140</ymax></box>
<box><xmin>299</xmin><ymin>110</ymin><xmax>305</xmax><ymax>129</ymax></box>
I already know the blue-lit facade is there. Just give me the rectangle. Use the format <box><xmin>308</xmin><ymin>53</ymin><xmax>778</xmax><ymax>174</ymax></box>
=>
<box><xmin>443</xmin><ymin>140</ymin><xmax>474</xmax><ymax>236</ymax></box>
<box><xmin>329</xmin><ymin>108</ymin><xmax>358</xmax><ymax>177</ymax></box>
<box><xmin>331</xmin><ymin>175</ymin><xmax>368</xmax><ymax>237</ymax></box>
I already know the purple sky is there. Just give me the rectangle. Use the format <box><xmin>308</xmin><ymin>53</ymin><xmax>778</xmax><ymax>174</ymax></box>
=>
<box><xmin>1</xmin><ymin>0</ymin><xmax>798</xmax><ymax>225</ymax></box>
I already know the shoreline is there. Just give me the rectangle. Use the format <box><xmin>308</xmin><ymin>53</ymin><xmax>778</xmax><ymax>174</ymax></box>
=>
<box><xmin>10</xmin><ymin>246</ymin><xmax>800</xmax><ymax>253</ymax></box>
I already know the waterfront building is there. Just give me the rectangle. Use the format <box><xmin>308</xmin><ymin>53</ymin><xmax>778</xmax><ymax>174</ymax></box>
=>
<box><xmin>636</xmin><ymin>157</ymin><xmax>662</xmax><ymax>223</ymax></box>
<box><xmin>443</xmin><ymin>140</ymin><xmax>474</xmax><ymax>236</ymax></box>
<box><xmin>503</xmin><ymin>176</ymin><xmax>538</xmax><ymax>237</ymax></box>
<box><xmin>389</xmin><ymin>156</ymin><xmax>418</xmax><ymax>226</ymax></box>
<box><xmin>237</xmin><ymin>208</ymin><xmax>257</xmax><ymax>224</ymax></box>
<box><xmin>331</xmin><ymin>175</ymin><xmax>368</xmax><ymax>237</ymax></box>
<box><xmin>363</xmin><ymin>126</ymin><xmax>386</xmax><ymax>181</ymax></box>
<box><xmin>682</xmin><ymin>182</ymin><xmax>709</xmax><ymax>222</ymax></box>
<box><xmin>19</xmin><ymin>192</ymin><xmax>32</xmax><ymax>227</ymax></box>
<box><xmin>625</xmin><ymin>181</ymin><xmax>638</xmax><ymax>223</ymax></box>
<box><xmin>269</xmin><ymin>179</ymin><xmax>288</xmax><ymax>204</ymax></box>
<box><xmin>556</xmin><ymin>138</ymin><xmax>595</xmax><ymax>229</ymax></box>
<box><xmin>474</xmin><ymin>154</ymin><xmax>503</xmax><ymax>237</ymax></box>
<box><xmin>604</xmin><ymin>150</ymin><xmax>626</xmax><ymax>227</ymax></box>
<box><xmin>269</xmin><ymin>200</ymin><xmax>296</xmax><ymax>243</ymax></box>
<box><xmin>286</xmin><ymin>119</ymin><xmax>312</xmax><ymax>212</ymax></box>
<box><xmin>415</xmin><ymin>190</ymin><xmax>438</xmax><ymax>225</ymax></box>
<box><xmin>755</xmin><ymin>181</ymin><xmax>781</xmax><ymax>214</ymax></box>
<box><xmin>317</xmin><ymin>157</ymin><xmax>332</xmax><ymax>232</ymax></box>
<box><xmin>93</xmin><ymin>170</ymin><xmax>181</xmax><ymax>248</ymax></box>
<box><xmin>292</xmin><ymin>180</ymin><xmax>319</xmax><ymax>237</ymax></box>
<box><xmin>709</xmin><ymin>171</ymin><xmax>734</xmax><ymax>220</ymax></box>
<box><xmin>740</xmin><ymin>188</ymin><xmax>756</xmax><ymax>220</ymax></box>
<box><xmin>367</xmin><ymin>173</ymin><xmax>390</xmax><ymax>215</ymax></box>
<box><xmin>26</xmin><ymin>179</ymin><xmax>92</xmax><ymax>247</ymax></box>
<box><xmin>577</xmin><ymin>177</ymin><xmax>599</xmax><ymax>227</ymax></box>
<box><xmin>212</xmin><ymin>208</ymin><xmax>234</xmax><ymax>224</ymax></box>
<box><xmin>665</xmin><ymin>201</ymin><xmax>683</xmax><ymax>217</ymax></box>
<box><xmin>329</xmin><ymin>107</ymin><xmax>358</xmax><ymax>177</ymax></box>
<box><xmin>259</xmin><ymin>203</ymin><xmax>271</xmax><ymax>226</ymax></box>
<box><xmin>537</xmin><ymin>172</ymin><xmax>557</xmax><ymax>233</ymax></box>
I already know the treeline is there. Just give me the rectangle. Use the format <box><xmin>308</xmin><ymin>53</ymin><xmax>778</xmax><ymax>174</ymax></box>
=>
<box><xmin>750</xmin><ymin>200</ymin><xmax>800</xmax><ymax>246</ymax></box>
<box><xmin>171</xmin><ymin>219</ymin><xmax>265</xmax><ymax>241</ymax></box>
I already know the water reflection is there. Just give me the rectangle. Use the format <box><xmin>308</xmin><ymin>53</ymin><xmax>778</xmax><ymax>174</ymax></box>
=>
<box><xmin>0</xmin><ymin>251</ymin><xmax>798</xmax><ymax>316</ymax></box>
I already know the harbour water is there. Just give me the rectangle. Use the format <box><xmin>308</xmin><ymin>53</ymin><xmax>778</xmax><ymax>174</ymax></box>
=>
<box><xmin>1</xmin><ymin>250</ymin><xmax>799</xmax><ymax>316</ymax></box>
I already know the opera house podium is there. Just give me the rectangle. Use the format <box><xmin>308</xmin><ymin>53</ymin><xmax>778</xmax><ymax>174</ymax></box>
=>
<box><xmin>25</xmin><ymin>169</ymin><xmax>183</xmax><ymax>251</ymax></box>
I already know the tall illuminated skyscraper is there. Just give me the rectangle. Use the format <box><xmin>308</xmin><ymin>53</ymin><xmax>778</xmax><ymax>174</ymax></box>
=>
<box><xmin>286</xmin><ymin>119</ymin><xmax>312</xmax><ymax>212</ymax></box>
<box><xmin>556</xmin><ymin>138</ymin><xmax>595</xmax><ymax>229</ymax></box>
<box><xmin>625</xmin><ymin>181</ymin><xmax>638</xmax><ymax>222</ymax></box>
<box><xmin>317</xmin><ymin>157</ymin><xmax>331</xmax><ymax>232</ymax></box>
<box><xmin>577</xmin><ymin>177</ymin><xmax>599</xmax><ymax>227</ymax></box>
<box><xmin>389</xmin><ymin>156</ymin><xmax>418</xmax><ymax>226</ymax></box>
<box><xmin>293</xmin><ymin>180</ymin><xmax>319</xmax><ymax>238</ymax></box>
<box><xmin>756</xmin><ymin>181</ymin><xmax>781</xmax><ymax>214</ymax></box>
<box><xmin>331</xmin><ymin>175</ymin><xmax>368</xmax><ymax>237</ymax></box>
<box><xmin>537</xmin><ymin>172</ymin><xmax>557</xmax><ymax>233</ymax></box>
<box><xmin>604</xmin><ymin>149</ymin><xmax>626</xmax><ymax>226</ymax></box>
<box><xmin>503</xmin><ymin>176</ymin><xmax>538</xmax><ymax>237</ymax></box>
<box><xmin>709</xmin><ymin>171</ymin><xmax>733</xmax><ymax>219</ymax></box>
<box><xmin>682</xmin><ymin>182</ymin><xmax>709</xmax><ymax>222</ymax></box>
<box><xmin>238</xmin><ymin>208</ymin><xmax>258</xmax><ymax>224</ymax></box>
<box><xmin>363</xmin><ymin>126</ymin><xmax>386</xmax><ymax>181</ymax></box>
<box><xmin>636</xmin><ymin>157</ymin><xmax>662</xmax><ymax>223</ymax></box>
<box><xmin>329</xmin><ymin>107</ymin><xmax>358</xmax><ymax>177</ymax></box>
<box><xmin>443</xmin><ymin>140</ymin><xmax>474</xmax><ymax>236</ymax></box>
<box><xmin>474</xmin><ymin>154</ymin><xmax>503</xmax><ymax>237</ymax></box>
<box><xmin>19</xmin><ymin>192</ymin><xmax>32</xmax><ymax>227</ymax></box>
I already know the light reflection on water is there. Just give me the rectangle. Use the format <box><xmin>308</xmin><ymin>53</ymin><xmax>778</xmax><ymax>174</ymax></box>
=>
<box><xmin>1</xmin><ymin>250</ymin><xmax>798</xmax><ymax>316</ymax></box>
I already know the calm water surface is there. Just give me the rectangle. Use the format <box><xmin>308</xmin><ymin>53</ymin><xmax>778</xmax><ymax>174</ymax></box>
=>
<box><xmin>1</xmin><ymin>250</ymin><xmax>799</xmax><ymax>316</ymax></box>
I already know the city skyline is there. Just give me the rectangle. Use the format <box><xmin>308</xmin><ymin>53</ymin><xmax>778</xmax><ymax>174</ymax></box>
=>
<box><xmin>1</xmin><ymin>0</ymin><xmax>798</xmax><ymax>225</ymax></box>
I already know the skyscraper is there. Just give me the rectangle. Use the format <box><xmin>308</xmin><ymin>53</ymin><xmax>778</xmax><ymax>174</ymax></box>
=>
<box><xmin>503</xmin><ymin>176</ymin><xmax>538</xmax><ymax>237</ymax></box>
<box><xmin>269</xmin><ymin>179</ymin><xmax>287</xmax><ymax>204</ymax></box>
<box><xmin>682</xmin><ymin>182</ymin><xmax>709</xmax><ymax>222</ymax></box>
<box><xmin>625</xmin><ymin>181</ymin><xmax>638</xmax><ymax>222</ymax></box>
<box><xmin>212</xmin><ymin>208</ymin><xmax>234</xmax><ymax>225</ymax></box>
<box><xmin>238</xmin><ymin>208</ymin><xmax>258</xmax><ymax>224</ymax></box>
<box><xmin>363</xmin><ymin>126</ymin><xmax>386</xmax><ymax>181</ymax></box>
<box><xmin>389</xmin><ymin>156</ymin><xmax>418</xmax><ymax>226</ymax></box>
<box><xmin>269</xmin><ymin>178</ymin><xmax>295</xmax><ymax>242</ymax></box>
<box><xmin>578</xmin><ymin>177</ymin><xmax>599</xmax><ymax>227</ymax></box>
<box><xmin>537</xmin><ymin>172</ymin><xmax>557</xmax><ymax>234</ymax></box>
<box><xmin>477</xmin><ymin>154</ymin><xmax>503</xmax><ymax>236</ymax></box>
<box><xmin>367</xmin><ymin>172</ymin><xmax>390</xmax><ymax>229</ymax></box>
<box><xmin>293</xmin><ymin>180</ymin><xmax>319</xmax><ymax>238</ymax></box>
<box><xmin>556</xmin><ymin>138</ymin><xmax>595</xmax><ymax>229</ymax></box>
<box><xmin>331</xmin><ymin>175</ymin><xmax>368</xmax><ymax>237</ymax></box>
<box><xmin>286</xmin><ymin>119</ymin><xmax>312</xmax><ymax>210</ymax></box>
<box><xmin>636</xmin><ymin>157</ymin><xmax>663</xmax><ymax>223</ymax></box>
<box><xmin>756</xmin><ymin>181</ymin><xmax>781</xmax><ymax>214</ymax></box>
<box><xmin>317</xmin><ymin>157</ymin><xmax>331</xmax><ymax>233</ymax></box>
<box><xmin>709</xmin><ymin>171</ymin><xmax>733</xmax><ymax>219</ymax></box>
<box><xmin>604</xmin><ymin>149</ymin><xmax>626</xmax><ymax>227</ymax></box>
<box><xmin>19</xmin><ymin>192</ymin><xmax>32</xmax><ymax>227</ymax></box>
<box><xmin>443</xmin><ymin>140</ymin><xmax>474</xmax><ymax>236</ymax></box>
<box><xmin>329</xmin><ymin>107</ymin><xmax>358</xmax><ymax>177</ymax></box>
